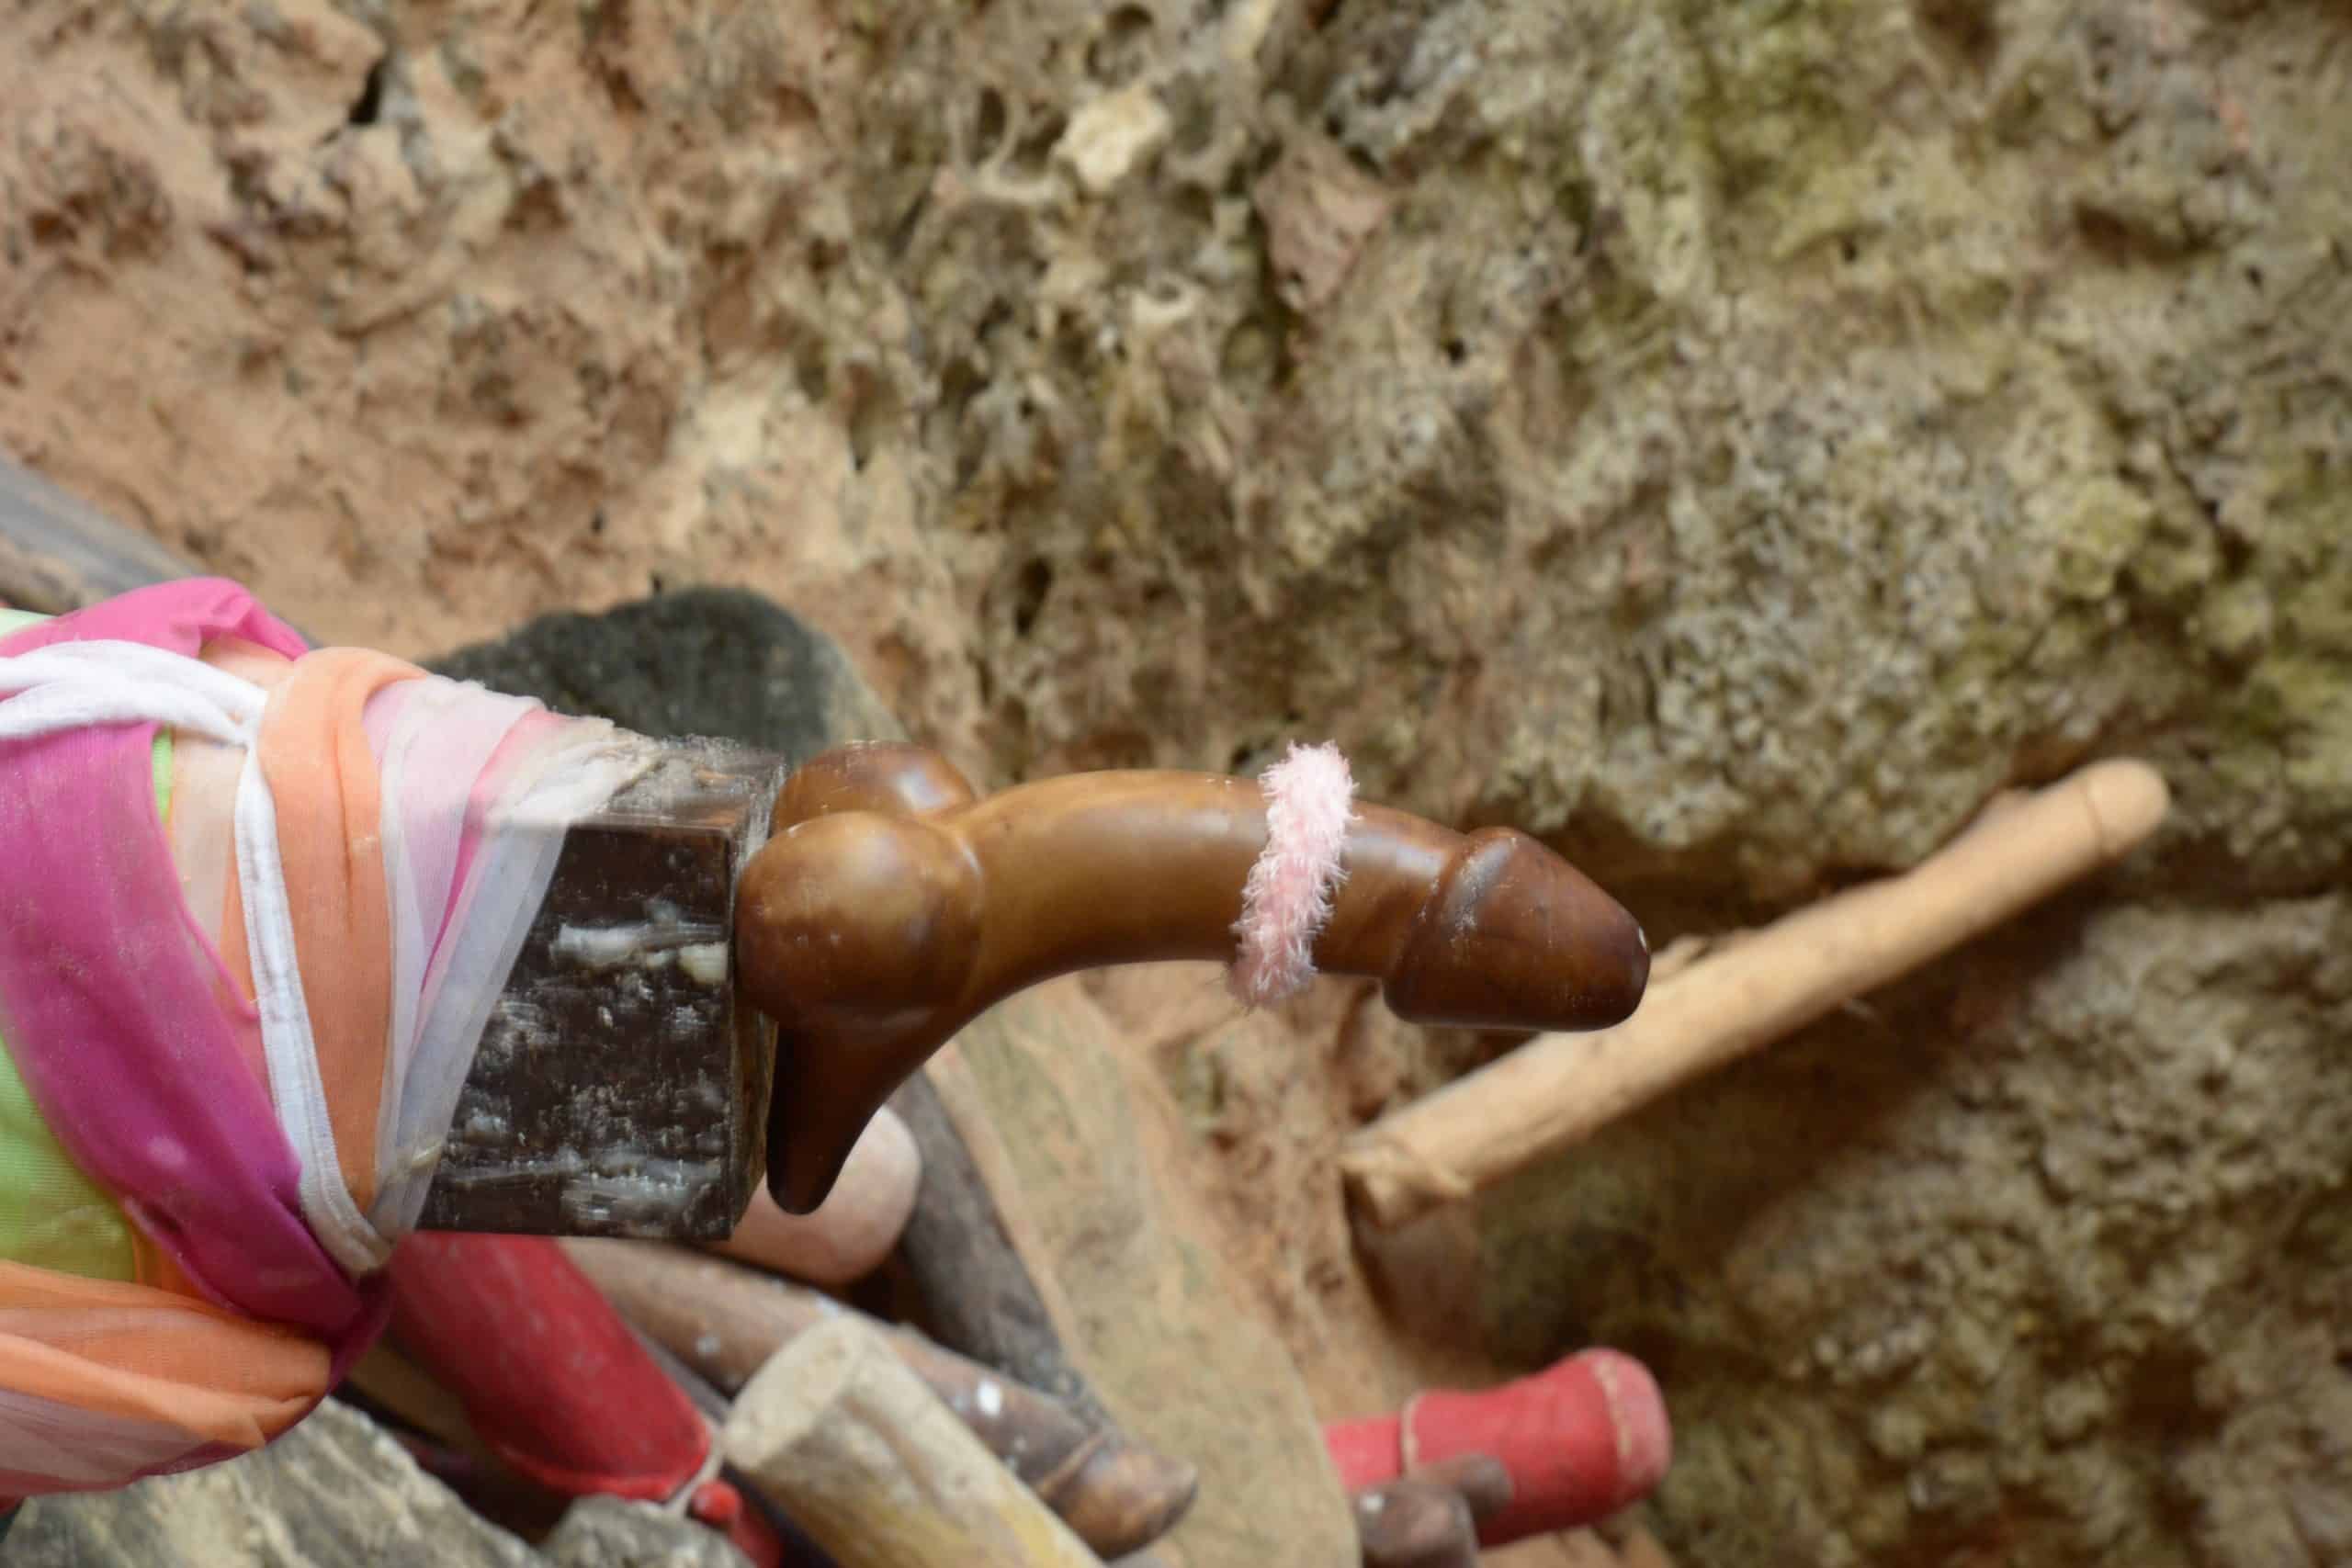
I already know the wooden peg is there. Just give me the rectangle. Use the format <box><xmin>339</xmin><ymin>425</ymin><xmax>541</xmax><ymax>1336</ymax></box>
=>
<box><xmin>416</xmin><ymin>739</ymin><xmax>788</xmax><ymax>1238</ymax></box>
<box><xmin>564</xmin><ymin>1238</ymin><xmax>1196</xmax><ymax>1560</ymax></box>
<box><xmin>724</xmin><ymin>1314</ymin><xmax>1107</xmax><ymax>1567</ymax></box>
<box><xmin>1353</xmin><ymin>1477</ymin><xmax>1478</xmax><ymax>1568</ymax></box>
<box><xmin>709</xmin><ymin>1106</ymin><xmax>921</xmax><ymax>1286</ymax></box>
<box><xmin>741</xmin><ymin>741</ymin><xmax>1649</xmax><ymax>1213</ymax></box>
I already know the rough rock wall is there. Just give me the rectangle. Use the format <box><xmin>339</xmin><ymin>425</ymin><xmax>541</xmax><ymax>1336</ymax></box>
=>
<box><xmin>1480</xmin><ymin>895</ymin><xmax>2352</xmax><ymax>1566</ymax></box>
<box><xmin>4</xmin><ymin>0</ymin><xmax>2346</xmax><ymax>852</ymax></box>
<box><xmin>4</xmin><ymin>1</ymin><xmax>2350</xmax><ymax>1565</ymax></box>
<box><xmin>8</xmin><ymin>1399</ymin><xmax>544</xmax><ymax>1566</ymax></box>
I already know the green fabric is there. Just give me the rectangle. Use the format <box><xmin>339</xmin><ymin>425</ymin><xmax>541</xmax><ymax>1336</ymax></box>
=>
<box><xmin>0</xmin><ymin>607</ymin><xmax>154</xmax><ymax>1281</ymax></box>
<box><xmin>0</xmin><ymin>1052</ymin><xmax>143</xmax><ymax>1280</ymax></box>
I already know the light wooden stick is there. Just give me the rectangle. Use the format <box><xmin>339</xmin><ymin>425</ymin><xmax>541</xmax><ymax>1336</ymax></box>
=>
<box><xmin>563</xmin><ymin>1237</ymin><xmax>1198</xmax><ymax>1558</ymax></box>
<box><xmin>1341</xmin><ymin>759</ymin><xmax>2170</xmax><ymax>1229</ymax></box>
<box><xmin>724</xmin><ymin>1314</ymin><xmax>1108</xmax><ymax>1567</ymax></box>
<box><xmin>709</xmin><ymin>1107</ymin><xmax>922</xmax><ymax>1285</ymax></box>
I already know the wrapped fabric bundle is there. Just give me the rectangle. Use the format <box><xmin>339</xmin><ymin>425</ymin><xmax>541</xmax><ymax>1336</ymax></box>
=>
<box><xmin>0</xmin><ymin>581</ymin><xmax>662</xmax><ymax>1505</ymax></box>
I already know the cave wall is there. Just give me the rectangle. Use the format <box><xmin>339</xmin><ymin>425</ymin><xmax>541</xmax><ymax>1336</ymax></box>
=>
<box><xmin>5</xmin><ymin>0</ymin><xmax>2349</xmax><ymax>1562</ymax></box>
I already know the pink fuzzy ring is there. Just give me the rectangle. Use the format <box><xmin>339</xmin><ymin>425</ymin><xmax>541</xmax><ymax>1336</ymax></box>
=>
<box><xmin>1228</xmin><ymin>741</ymin><xmax>1357</xmax><ymax>1008</ymax></box>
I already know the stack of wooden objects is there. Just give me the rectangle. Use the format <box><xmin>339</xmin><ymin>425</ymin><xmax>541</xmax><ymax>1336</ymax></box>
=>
<box><xmin>324</xmin><ymin>736</ymin><xmax>2178</xmax><ymax>1566</ymax></box>
<box><xmin>351</xmin><ymin>1098</ymin><xmax>1676</xmax><ymax>1566</ymax></box>
<box><xmin>2</xmin><ymin>470</ymin><xmax>1668</xmax><ymax>1564</ymax></box>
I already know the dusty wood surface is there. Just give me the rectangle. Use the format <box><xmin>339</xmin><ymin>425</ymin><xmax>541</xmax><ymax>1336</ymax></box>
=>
<box><xmin>923</xmin><ymin>987</ymin><xmax>1363</xmax><ymax>1567</ymax></box>
<box><xmin>888</xmin><ymin>1067</ymin><xmax>1111</xmax><ymax>1427</ymax></box>
<box><xmin>0</xmin><ymin>457</ymin><xmax>207</xmax><ymax>613</ymax></box>
<box><xmin>567</xmin><ymin>1239</ymin><xmax>1196</xmax><ymax>1560</ymax></box>
<box><xmin>724</xmin><ymin>1314</ymin><xmax>1105</xmax><ymax>1568</ymax></box>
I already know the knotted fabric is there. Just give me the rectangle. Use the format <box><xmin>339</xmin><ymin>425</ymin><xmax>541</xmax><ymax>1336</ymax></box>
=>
<box><xmin>0</xmin><ymin>581</ymin><xmax>652</xmax><ymax>1495</ymax></box>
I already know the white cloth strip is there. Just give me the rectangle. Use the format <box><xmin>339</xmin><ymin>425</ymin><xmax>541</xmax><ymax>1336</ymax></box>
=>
<box><xmin>0</xmin><ymin>637</ymin><xmax>272</xmax><ymax>748</ymax></box>
<box><xmin>368</xmin><ymin>677</ymin><xmax>542</xmax><ymax>1207</ymax></box>
<box><xmin>374</xmin><ymin>682</ymin><xmax>456</xmax><ymax>1160</ymax></box>
<box><xmin>372</xmin><ymin>679</ymin><xmax>482</xmax><ymax>1176</ymax></box>
<box><xmin>0</xmin><ymin>640</ymin><xmax>265</xmax><ymax>750</ymax></box>
<box><xmin>0</xmin><ymin>677</ymin><xmax>247</xmax><ymax>748</ymax></box>
<box><xmin>234</xmin><ymin>739</ymin><xmax>392</xmax><ymax>1275</ymax></box>
<box><xmin>1</xmin><ymin>640</ymin><xmax>269</xmax><ymax>722</ymax></box>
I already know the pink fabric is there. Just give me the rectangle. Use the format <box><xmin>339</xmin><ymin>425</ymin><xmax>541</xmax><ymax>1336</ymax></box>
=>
<box><xmin>366</xmin><ymin>678</ymin><xmax>538</xmax><ymax>1168</ymax></box>
<box><xmin>0</xmin><ymin>581</ymin><xmax>388</xmax><ymax>1369</ymax></box>
<box><xmin>359</xmin><ymin>680</ymin><xmax>411</xmax><ymax>758</ymax></box>
<box><xmin>1229</xmin><ymin>741</ymin><xmax>1357</xmax><ymax>1007</ymax></box>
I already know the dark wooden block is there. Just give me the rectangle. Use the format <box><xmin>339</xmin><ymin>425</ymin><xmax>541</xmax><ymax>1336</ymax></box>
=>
<box><xmin>418</xmin><ymin>590</ymin><xmax>907</xmax><ymax>1240</ymax></box>
<box><xmin>415</xmin><ymin>738</ymin><xmax>788</xmax><ymax>1239</ymax></box>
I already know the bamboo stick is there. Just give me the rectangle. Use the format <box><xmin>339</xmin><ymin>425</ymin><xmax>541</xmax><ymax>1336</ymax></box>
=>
<box><xmin>1340</xmin><ymin>759</ymin><xmax>2169</xmax><ymax>1229</ymax></box>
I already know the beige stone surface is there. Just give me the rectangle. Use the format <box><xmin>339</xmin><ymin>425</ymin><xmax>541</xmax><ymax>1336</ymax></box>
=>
<box><xmin>9</xmin><ymin>1400</ymin><xmax>540</xmax><ymax>1566</ymax></box>
<box><xmin>927</xmin><ymin>987</ymin><xmax>1365</xmax><ymax>1565</ymax></box>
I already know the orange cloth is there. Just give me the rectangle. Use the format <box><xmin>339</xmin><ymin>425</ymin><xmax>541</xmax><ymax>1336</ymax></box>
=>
<box><xmin>0</xmin><ymin>1264</ymin><xmax>323</xmax><ymax>1450</ymax></box>
<box><xmin>216</xmin><ymin>648</ymin><xmax>421</xmax><ymax>1216</ymax></box>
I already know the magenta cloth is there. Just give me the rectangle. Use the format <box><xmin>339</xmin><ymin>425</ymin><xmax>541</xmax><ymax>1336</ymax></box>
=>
<box><xmin>0</xmin><ymin>580</ymin><xmax>389</xmax><ymax>1372</ymax></box>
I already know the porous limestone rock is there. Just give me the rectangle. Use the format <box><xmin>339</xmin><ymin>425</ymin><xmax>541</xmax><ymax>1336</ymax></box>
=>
<box><xmin>538</xmin><ymin>1496</ymin><xmax>746</xmax><ymax>1568</ymax></box>
<box><xmin>14</xmin><ymin>1404</ymin><xmax>752</xmax><ymax>1568</ymax></box>
<box><xmin>7</xmin><ymin>1399</ymin><xmax>540</xmax><ymax>1567</ymax></box>
<box><xmin>1478</xmin><ymin>894</ymin><xmax>2352</xmax><ymax>1567</ymax></box>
